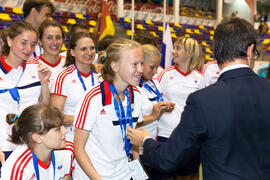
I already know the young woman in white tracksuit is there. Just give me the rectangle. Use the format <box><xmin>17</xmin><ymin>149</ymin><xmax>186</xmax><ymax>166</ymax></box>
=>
<box><xmin>32</xmin><ymin>20</ymin><xmax>66</xmax><ymax>90</ymax></box>
<box><xmin>157</xmin><ymin>37</ymin><xmax>205</xmax><ymax>180</ymax></box>
<box><xmin>73</xmin><ymin>38</ymin><xmax>145</xmax><ymax>180</ymax></box>
<box><xmin>1</xmin><ymin>104</ymin><xmax>74</xmax><ymax>180</ymax></box>
<box><xmin>0</xmin><ymin>21</ymin><xmax>50</xmax><ymax>175</ymax></box>
<box><xmin>50</xmin><ymin>32</ymin><xmax>100</xmax><ymax>142</ymax></box>
<box><xmin>136</xmin><ymin>44</ymin><xmax>174</xmax><ymax>180</ymax></box>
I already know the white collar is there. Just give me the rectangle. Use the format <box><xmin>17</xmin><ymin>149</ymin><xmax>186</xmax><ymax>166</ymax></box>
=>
<box><xmin>219</xmin><ymin>64</ymin><xmax>249</xmax><ymax>76</ymax></box>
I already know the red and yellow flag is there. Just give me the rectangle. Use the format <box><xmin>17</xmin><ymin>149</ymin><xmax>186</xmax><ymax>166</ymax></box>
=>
<box><xmin>99</xmin><ymin>1</ymin><xmax>115</xmax><ymax>40</ymax></box>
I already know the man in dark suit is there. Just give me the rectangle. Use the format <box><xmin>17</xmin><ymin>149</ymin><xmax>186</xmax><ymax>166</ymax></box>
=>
<box><xmin>127</xmin><ymin>18</ymin><xmax>270</xmax><ymax>180</ymax></box>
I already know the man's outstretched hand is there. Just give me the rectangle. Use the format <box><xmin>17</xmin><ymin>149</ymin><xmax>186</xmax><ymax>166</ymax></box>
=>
<box><xmin>127</xmin><ymin>126</ymin><xmax>150</xmax><ymax>146</ymax></box>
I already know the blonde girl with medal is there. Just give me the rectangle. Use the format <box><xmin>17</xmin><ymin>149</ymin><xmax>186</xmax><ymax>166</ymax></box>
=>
<box><xmin>1</xmin><ymin>104</ymin><xmax>74</xmax><ymax>180</ymax></box>
<box><xmin>136</xmin><ymin>44</ymin><xmax>175</xmax><ymax>179</ymax></box>
<box><xmin>0</xmin><ymin>21</ymin><xmax>50</xmax><ymax>174</ymax></box>
<box><xmin>50</xmin><ymin>32</ymin><xmax>100</xmax><ymax>142</ymax></box>
<box><xmin>73</xmin><ymin>38</ymin><xmax>145</xmax><ymax>180</ymax></box>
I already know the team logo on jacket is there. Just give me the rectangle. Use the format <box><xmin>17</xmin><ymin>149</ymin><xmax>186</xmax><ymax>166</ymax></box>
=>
<box><xmin>0</xmin><ymin>77</ymin><xmax>3</xmax><ymax>81</ymax></box>
<box><xmin>193</xmin><ymin>76</ymin><xmax>198</xmax><ymax>83</ymax></box>
<box><xmin>57</xmin><ymin>164</ymin><xmax>63</xmax><ymax>170</ymax></box>
<box><xmin>28</xmin><ymin>69</ymin><xmax>37</xmax><ymax>79</ymax></box>
<box><xmin>100</xmin><ymin>109</ymin><xmax>106</xmax><ymax>114</ymax></box>
<box><xmin>57</xmin><ymin>161</ymin><xmax>63</xmax><ymax>170</ymax></box>
<box><xmin>72</xmin><ymin>79</ymin><xmax>77</xmax><ymax>83</ymax></box>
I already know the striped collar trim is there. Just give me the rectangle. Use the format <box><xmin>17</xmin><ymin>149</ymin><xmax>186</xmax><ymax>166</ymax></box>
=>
<box><xmin>0</xmin><ymin>53</ymin><xmax>26</xmax><ymax>74</ymax></box>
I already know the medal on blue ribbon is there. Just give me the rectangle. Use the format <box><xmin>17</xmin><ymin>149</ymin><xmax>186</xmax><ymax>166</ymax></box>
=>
<box><xmin>140</xmin><ymin>79</ymin><xmax>164</xmax><ymax>102</ymax></box>
<box><xmin>75</xmin><ymin>64</ymin><xmax>95</xmax><ymax>91</ymax></box>
<box><xmin>0</xmin><ymin>65</ymin><xmax>26</xmax><ymax>109</ymax></box>
<box><xmin>32</xmin><ymin>151</ymin><xmax>56</xmax><ymax>180</ymax></box>
<box><xmin>109</xmin><ymin>83</ymin><xmax>134</xmax><ymax>161</ymax></box>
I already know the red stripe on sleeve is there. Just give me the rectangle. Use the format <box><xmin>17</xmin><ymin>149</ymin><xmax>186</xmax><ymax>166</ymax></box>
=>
<box><xmin>11</xmin><ymin>149</ymin><xmax>31</xmax><ymax>180</ymax></box>
<box><xmin>75</xmin><ymin>86</ymin><xmax>101</xmax><ymax>129</ymax></box>
<box><xmin>18</xmin><ymin>156</ymin><xmax>32</xmax><ymax>180</ymax></box>
<box><xmin>156</xmin><ymin>66</ymin><xmax>175</xmax><ymax>82</ymax></box>
<box><xmin>80</xmin><ymin>90</ymin><xmax>100</xmax><ymax>129</ymax></box>
<box><xmin>54</xmin><ymin>65</ymin><xmax>75</xmax><ymax>95</ymax></box>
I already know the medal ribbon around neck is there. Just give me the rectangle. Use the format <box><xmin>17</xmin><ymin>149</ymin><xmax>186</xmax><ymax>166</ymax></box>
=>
<box><xmin>109</xmin><ymin>83</ymin><xmax>133</xmax><ymax>157</ymax></box>
<box><xmin>140</xmin><ymin>78</ymin><xmax>164</xmax><ymax>102</ymax></box>
<box><xmin>75</xmin><ymin>64</ymin><xmax>95</xmax><ymax>91</ymax></box>
<box><xmin>32</xmin><ymin>151</ymin><xmax>56</xmax><ymax>180</ymax></box>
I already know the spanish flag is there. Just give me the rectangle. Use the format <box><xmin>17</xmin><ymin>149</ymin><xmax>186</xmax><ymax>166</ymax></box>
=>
<box><xmin>99</xmin><ymin>1</ymin><xmax>115</xmax><ymax>40</ymax></box>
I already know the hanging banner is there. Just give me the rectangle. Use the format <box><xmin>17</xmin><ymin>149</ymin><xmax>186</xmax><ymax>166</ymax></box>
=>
<box><xmin>54</xmin><ymin>0</ymin><xmax>118</xmax><ymax>20</ymax></box>
<box><xmin>124</xmin><ymin>2</ymin><xmax>165</xmax><ymax>14</ymax></box>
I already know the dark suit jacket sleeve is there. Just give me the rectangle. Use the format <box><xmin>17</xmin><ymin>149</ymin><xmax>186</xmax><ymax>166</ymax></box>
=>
<box><xmin>142</xmin><ymin>93</ymin><xmax>207</xmax><ymax>172</ymax></box>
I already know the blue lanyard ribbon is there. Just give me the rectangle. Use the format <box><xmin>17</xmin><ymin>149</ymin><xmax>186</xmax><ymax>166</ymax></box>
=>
<box><xmin>0</xmin><ymin>65</ymin><xmax>25</xmax><ymax>105</ymax></box>
<box><xmin>75</xmin><ymin>65</ymin><xmax>94</xmax><ymax>91</ymax></box>
<box><xmin>109</xmin><ymin>83</ymin><xmax>133</xmax><ymax>157</ymax></box>
<box><xmin>140</xmin><ymin>79</ymin><xmax>164</xmax><ymax>102</ymax></box>
<box><xmin>32</xmin><ymin>151</ymin><xmax>56</xmax><ymax>180</ymax></box>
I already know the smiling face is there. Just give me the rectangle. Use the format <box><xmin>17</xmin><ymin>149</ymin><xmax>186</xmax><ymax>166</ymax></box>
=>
<box><xmin>71</xmin><ymin>37</ymin><xmax>95</xmax><ymax>66</ymax></box>
<box><xmin>143</xmin><ymin>55</ymin><xmax>160</xmax><ymax>80</ymax></box>
<box><xmin>172</xmin><ymin>43</ymin><xmax>191</xmax><ymax>65</ymax></box>
<box><xmin>8</xmin><ymin>30</ymin><xmax>37</xmax><ymax>62</ymax></box>
<box><xmin>41</xmin><ymin>26</ymin><xmax>63</xmax><ymax>57</ymax></box>
<box><xmin>114</xmin><ymin>47</ymin><xmax>144</xmax><ymax>87</ymax></box>
<box><xmin>40</xmin><ymin>126</ymin><xmax>66</xmax><ymax>150</ymax></box>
